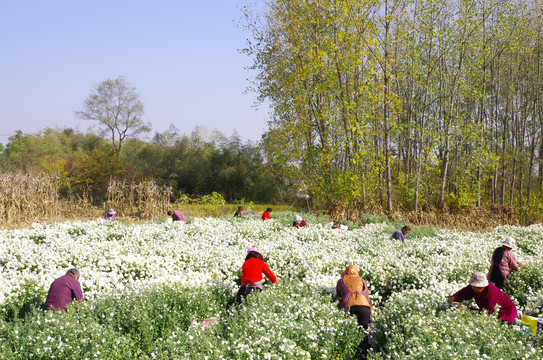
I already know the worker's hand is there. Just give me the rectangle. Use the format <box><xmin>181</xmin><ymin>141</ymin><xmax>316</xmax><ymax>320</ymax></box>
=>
<box><xmin>519</xmin><ymin>261</ymin><xmax>524</xmax><ymax>266</ymax></box>
<box><xmin>456</xmin><ymin>304</ymin><xmax>467</xmax><ymax>310</ymax></box>
<box><xmin>447</xmin><ymin>296</ymin><xmax>455</xmax><ymax>304</ymax></box>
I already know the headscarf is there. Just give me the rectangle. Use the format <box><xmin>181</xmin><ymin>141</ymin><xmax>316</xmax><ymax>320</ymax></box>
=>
<box><xmin>337</xmin><ymin>265</ymin><xmax>371</xmax><ymax>312</ymax></box>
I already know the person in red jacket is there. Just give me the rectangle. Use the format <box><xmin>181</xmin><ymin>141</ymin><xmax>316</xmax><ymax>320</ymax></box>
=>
<box><xmin>235</xmin><ymin>248</ymin><xmax>277</xmax><ymax>303</ymax></box>
<box><xmin>261</xmin><ymin>208</ymin><xmax>272</xmax><ymax>220</ymax></box>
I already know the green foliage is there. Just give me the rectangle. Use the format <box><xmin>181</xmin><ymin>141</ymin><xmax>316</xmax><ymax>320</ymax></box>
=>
<box><xmin>0</xmin><ymin>280</ymin><xmax>46</xmax><ymax>322</ymax></box>
<box><xmin>0</xmin><ymin>281</ymin><xmax>362</xmax><ymax>359</ymax></box>
<box><xmin>504</xmin><ymin>264</ymin><xmax>543</xmax><ymax>315</ymax></box>
<box><xmin>199</xmin><ymin>192</ymin><xmax>226</xmax><ymax>206</ymax></box>
<box><xmin>372</xmin><ymin>291</ymin><xmax>542</xmax><ymax>359</ymax></box>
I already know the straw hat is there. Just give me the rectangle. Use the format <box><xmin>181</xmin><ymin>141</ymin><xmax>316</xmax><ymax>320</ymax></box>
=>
<box><xmin>468</xmin><ymin>272</ymin><xmax>489</xmax><ymax>287</ymax></box>
<box><xmin>501</xmin><ymin>237</ymin><xmax>515</xmax><ymax>249</ymax></box>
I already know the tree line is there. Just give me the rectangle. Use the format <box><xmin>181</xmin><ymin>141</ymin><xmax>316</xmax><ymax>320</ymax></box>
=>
<box><xmin>242</xmin><ymin>0</ymin><xmax>543</xmax><ymax>223</ymax></box>
<box><xmin>0</xmin><ymin>126</ymin><xmax>281</xmax><ymax>205</ymax></box>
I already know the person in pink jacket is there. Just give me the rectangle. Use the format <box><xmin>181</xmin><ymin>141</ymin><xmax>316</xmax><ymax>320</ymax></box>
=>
<box><xmin>488</xmin><ymin>237</ymin><xmax>523</xmax><ymax>289</ymax></box>
<box><xmin>447</xmin><ymin>272</ymin><xmax>517</xmax><ymax>324</ymax></box>
<box><xmin>168</xmin><ymin>210</ymin><xmax>186</xmax><ymax>222</ymax></box>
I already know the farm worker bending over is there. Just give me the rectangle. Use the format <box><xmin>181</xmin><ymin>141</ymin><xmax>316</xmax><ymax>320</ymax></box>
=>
<box><xmin>234</xmin><ymin>206</ymin><xmax>243</xmax><ymax>217</ymax></box>
<box><xmin>336</xmin><ymin>265</ymin><xmax>372</xmax><ymax>330</ymax></box>
<box><xmin>235</xmin><ymin>248</ymin><xmax>277</xmax><ymax>303</ymax></box>
<box><xmin>43</xmin><ymin>268</ymin><xmax>84</xmax><ymax>311</ymax></box>
<box><xmin>392</xmin><ymin>225</ymin><xmax>410</xmax><ymax>243</ymax></box>
<box><xmin>332</xmin><ymin>221</ymin><xmax>348</xmax><ymax>230</ymax></box>
<box><xmin>488</xmin><ymin>237</ymin><xmax>523</xmax><ymax>289</ymax></box>
<box><xmin>447</xmin><ymin>271</ymin><xmax>517</xmax><ymax>324</ymax></box>
<box><xmin>104</xmin><ymin>208</ymin><xmax>116</xmax><ymax>220</ymax></box>
<box><xmin>168</xmin><ymin>210</ymin><xmax>186</xmax><ymax>222</ymax></box>
<box><xmin>336</xmin><ymin>265</ymin><xmax>372</xmax><ymax>355</ymax></box>
<box><xmin>261</xmin><ymin>207</ymin><xmax>272</xmax><ymax>220</ymax></box>
<box><xmin>293</xmin><ymin>214</ymin><xmax>307</xmax><ymax>227</ymax></box>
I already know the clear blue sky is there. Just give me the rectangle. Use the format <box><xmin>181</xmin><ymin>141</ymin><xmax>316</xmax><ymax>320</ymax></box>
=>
<box><xmin>0</xmin><ymin>1</ymin><xmax>268</xmax><ymax>145</ymax></box>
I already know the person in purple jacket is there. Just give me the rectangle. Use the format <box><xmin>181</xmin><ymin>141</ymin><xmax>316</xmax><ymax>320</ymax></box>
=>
<box><xmin>104</xmin><ymin>208</ymin><xmax>116</xmax><ymax>221</ymax></box>
<box><xmin>447</xmin><ymin>271</ymin><xmax>517</xmax><ymax>324</ymax></box>
<box><xmin>43</xmin><ymin>268</ymin><xmax>84</xmax><ymax>311</ymax></box>
<box><xmin>168</xmin><ymin>210</ymin><xmax>186</xmax><ymax>222</ymax></box>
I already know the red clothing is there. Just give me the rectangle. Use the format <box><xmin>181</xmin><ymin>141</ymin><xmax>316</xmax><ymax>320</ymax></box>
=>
<box><xmin>293</xmin><ymin>220</ymin><xmax>307</xmax><ymax>227</ymax></box>
<box><xmin>241</xmin><ymin>257</ymin><xmax>277</xmax><ymax>285</ymax></box>
<box><xmin>172</xmin><ymin>210</ymin><xmax>186</xmax><ymax>222</ymax></box>
<box><xmin>488</xmin><ymin>247</ymin><xmax>520</xmax><ymax>280</ymax></box>
<box><xmin>43</xmin><ymin>274</ymin><xmax>84</xmax><ymax>311</ymax></box>
<box><xmin>451</xmin><ymin>283</ymin><xmax>517</xmax><ymax>323</ymax></box>
<box><xmin>261</xmin><ymin>211</ymin><xmax>271</xmax><ymax>220</ymax></box>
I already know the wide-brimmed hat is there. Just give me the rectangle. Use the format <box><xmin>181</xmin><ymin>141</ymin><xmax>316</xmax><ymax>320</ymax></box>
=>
<box><xmin>468</xmin><ymin>272</ymin><xmax>489</xmax><ymax>287</ymax></box>
<box><xmin>293</xmin><ymin>214</ymin><xmax>302</xmax><ymax>223</ymax></box>
<box><xmin>107</xmin><ymin>208</ymin><xmax>116</xmax><ymax>215</ymax></box>
<box><xmin>501</xmin><ymin>237</ymin><xmax>515</xmax><ymax>249</ymax></box>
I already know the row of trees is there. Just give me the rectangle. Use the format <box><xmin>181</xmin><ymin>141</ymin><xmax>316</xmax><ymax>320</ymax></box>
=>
<box><xmin>243</xmin><ymin>0</ymin><xmax>543</xmax><ymax>222</ymax></box>
<box><xmin>0</xmin><ymin>126</ymin><xmax>281</xmax><ymax>204</ymax></box>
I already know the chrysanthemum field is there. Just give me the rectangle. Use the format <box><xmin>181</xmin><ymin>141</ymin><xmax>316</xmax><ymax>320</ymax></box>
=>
<box><xmin>0</xmin><ymin>214</ymin><xmax>542</xmax><ymax>359</ymax></box>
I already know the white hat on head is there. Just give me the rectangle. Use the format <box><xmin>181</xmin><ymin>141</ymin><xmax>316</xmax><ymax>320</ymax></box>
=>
<box><xmin>468</xmin><ymin>272</ymin><xmax>489</xmax><ymax>287</ymax></box>
<box><xmin>501</xmin><ymin>237</ymin><xmax>515</xmax><ymax>249</ymax></box>
<box><xmin>293</xmin><ymin>214</ymin><xmax>302</xmax><ymax>224</ymax></box>
<box><xmin>107</xmin><ymin>208</ymin><xmax>116</xmax><ymax>215</ymax></box>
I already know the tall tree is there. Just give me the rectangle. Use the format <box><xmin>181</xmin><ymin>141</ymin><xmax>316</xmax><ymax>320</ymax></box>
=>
<box><xmin>76</xmin><ymin>76</ymin><xmax>150</xmax><ymax>156</ymax></box>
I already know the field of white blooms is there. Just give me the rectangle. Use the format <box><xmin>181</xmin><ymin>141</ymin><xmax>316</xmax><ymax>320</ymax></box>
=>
<box><xmin>0</xmin><ymin>214</ymin><xmax>542</xmax><ymax>359</ymax></box>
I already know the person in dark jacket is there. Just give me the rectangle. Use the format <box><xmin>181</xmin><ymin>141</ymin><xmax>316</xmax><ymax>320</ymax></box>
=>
<box><xmin>234</xmin><ymin>206</ymin><xmax>243</xmax><ymax>217</ymax></box>
<box><xmin>235</xmin><ymin>248</ymin><xmax>277</xmax><ymax>303</ymax></box>
<box><xmin>392</xmin><ymin>226</ymin><xmax>411</xmax><ymax>242</ymax></box>
<box><xmin>488</xmin><ymin>237</ymin><xmax>522</xmax><ymax>289</ymax></box>
<box><xmin>43</xmin><ymin>268</ymin><xmax>84</xmax><ymax>311</ymax></box>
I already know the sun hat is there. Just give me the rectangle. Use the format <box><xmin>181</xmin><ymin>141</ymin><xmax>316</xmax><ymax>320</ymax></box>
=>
<box><xmin>107</xmin><ymin>208</ymin><xmax>116</xmax><ymax>215</ymax></box>
<box><xmin>501</xmin><ymin>237</ymin><xmax>515</xmax><ymax>249</ymax></box>
<box><xmin>247</xmin><ymin>248</ymin><xmax>258</xmax><ymax>254</ymax></box>
<box><xmin>468</xmin><ymin>272</ymin><xmax>489</xmax><ymax>287</ymax></box>
<box><xmin>294</xmin><ymin>214</ymin><xmax>302</xmax><ymax>223</ymax></box>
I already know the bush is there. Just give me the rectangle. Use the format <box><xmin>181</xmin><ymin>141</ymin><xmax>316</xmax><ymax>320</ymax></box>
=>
<box><xmin>504</xmin><ymin>264</ymin><xmax>543</xmax><ymax>316</ymax></box>
<box><xmin>371</xmin><ymin>290</ymin><xmax>542</xmax><ymax>359</ymax></box>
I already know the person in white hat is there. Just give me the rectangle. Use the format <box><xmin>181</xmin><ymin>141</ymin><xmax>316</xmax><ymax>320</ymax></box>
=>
<box><xmin>104</xmin><ymin>208</ymin><xmax>116</xmax><ymax>221</ymax></box>
<box><xmin>447</xmin><ymin>271</ymin><xmax>517</xmax><ymax>323</ymax></box>
<box><xmin>292</xmin><ymin>214</ymin><xmax>307</xmax><ymax>227</ymax></box>
<box><xmin>488</xmin><ymin>237</ymin><xmax>523</xmax><ymax>289</ymax></box>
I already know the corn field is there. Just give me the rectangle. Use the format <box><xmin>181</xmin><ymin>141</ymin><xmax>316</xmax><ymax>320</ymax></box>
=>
<box><xmin>0</xmin><ymin>172</ymin><xmax>61</xmax><ymax>225</ymax></box>
<box><xmin>106</xmin><ymin>178</ymin><xmax>172</xmax><ymax>220</ymax></box>
<box><xmin>0</xmin><ymin>172</ymin><xmax>172</xmax><ymax>226</ymax></box>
